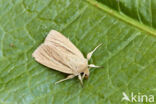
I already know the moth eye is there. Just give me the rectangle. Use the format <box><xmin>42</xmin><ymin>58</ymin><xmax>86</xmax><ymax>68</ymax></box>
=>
<box><xmin>80</xmin><ymin>72</ymin><xmax>84</xmax><ymax>75</ymax></box>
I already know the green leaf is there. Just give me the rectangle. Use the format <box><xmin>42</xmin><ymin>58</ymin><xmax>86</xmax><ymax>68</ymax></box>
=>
<box><xmin>97</xmin><ymin>0</ymin><xmax>156</xmax><ymax>28</ymax></box>
<box><xmin>0</xmin><ymin>0</ymin><xmax>156</xmax><ymax>104</ymax></box>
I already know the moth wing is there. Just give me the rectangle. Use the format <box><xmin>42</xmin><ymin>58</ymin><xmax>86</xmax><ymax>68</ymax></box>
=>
<box><xmin>44</xmin><ymin>30</ymin><xmax>84</xmax><ymax>58</ymax></box>
<box><xmin>32</xmin><ymin>44</ymin><xmax>74</xmax><ymax>74</ymax></box>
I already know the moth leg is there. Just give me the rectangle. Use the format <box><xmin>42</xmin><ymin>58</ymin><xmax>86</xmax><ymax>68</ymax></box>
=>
<box><xmin>78</xmin><ymin>74</ymin><xmax>83</xmax><ymax>86</ymax></box>
<box><xmin>55</xmin><ymin>75</ymin><xmax>75</xmax><ymax>84</ymax></box>
<box><xmin>87</xmin><ymin>43</ymin><xmax>102</xmax><ymax>60</ymax></box>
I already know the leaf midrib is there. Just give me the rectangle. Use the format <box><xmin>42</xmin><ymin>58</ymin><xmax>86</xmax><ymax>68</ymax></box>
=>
<box><xmin>86</xmin><ymin>0</ymin><xmax>156</xmax><ymax>37</ymax></box>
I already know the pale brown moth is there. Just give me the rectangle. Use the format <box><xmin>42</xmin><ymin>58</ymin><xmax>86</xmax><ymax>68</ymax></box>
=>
<box><xmin>32</xmin><ymin>30</ymin><xmax>102</xmax><ymax>85</ymax></box>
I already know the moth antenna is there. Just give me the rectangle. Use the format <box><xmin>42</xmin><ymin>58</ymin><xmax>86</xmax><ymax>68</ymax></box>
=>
<box><xmin>88</xmin><ymin>64</ymin><xmax>103</xmax><ymax>68</ymax></box>
<box><xmin>87</xmin><ymin>43</ymin><xmax>102</xmax><ymax>60</ymax></box>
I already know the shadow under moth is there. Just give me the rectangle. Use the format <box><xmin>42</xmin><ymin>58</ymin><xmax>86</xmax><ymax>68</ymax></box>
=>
<box><xmin>32</xmin><ymin>30</ymin><xmax>102</xmax><ymax>85</ymax></box>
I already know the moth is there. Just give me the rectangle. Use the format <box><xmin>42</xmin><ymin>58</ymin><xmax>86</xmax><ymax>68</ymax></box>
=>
<box><xmin>32</xmin><ymin>30</ymin><xmax>102</xmax><ymax>85</ymax></box>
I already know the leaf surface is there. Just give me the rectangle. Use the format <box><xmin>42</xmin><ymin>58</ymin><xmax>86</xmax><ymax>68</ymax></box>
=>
<box><xmin>0</xmin><ymin>0</ymin><xmax>156</xmax><ymax>104</ymax></box>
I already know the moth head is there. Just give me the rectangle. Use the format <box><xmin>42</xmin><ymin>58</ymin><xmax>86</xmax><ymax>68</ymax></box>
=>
<box><xmin>82</xmin><ymin>69</ymin><xmax>89</xmax><ymax>79</ymax></box>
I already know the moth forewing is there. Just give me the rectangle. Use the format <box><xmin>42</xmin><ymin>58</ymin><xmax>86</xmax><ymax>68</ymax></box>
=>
<box><xmin>32</xmin><ymin>44</ymin><xmax>73</xmax><ymax>74</ymax></box>
<box><xmin>44</xmin><ymin>30</ymin><xmax>84</xmax><ymax>58</ymax></box>
<box><xmin>32</xmin><ymin>30</ymin><xmax>102</xmax><ymax>85</ymax></box>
